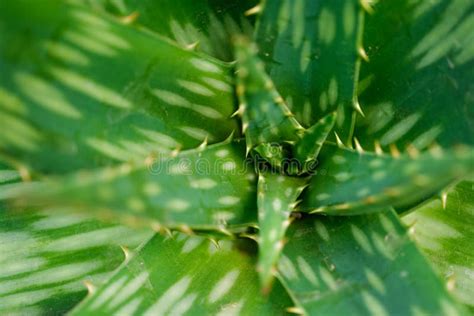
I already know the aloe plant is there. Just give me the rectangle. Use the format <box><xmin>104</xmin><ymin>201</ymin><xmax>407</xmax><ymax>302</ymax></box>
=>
<box><xmin>0</xmin><ymin>0</ymin><xmax>473</xmax><ymax>315</ymax></box>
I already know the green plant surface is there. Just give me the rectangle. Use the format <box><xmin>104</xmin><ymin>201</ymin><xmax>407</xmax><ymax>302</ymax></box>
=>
<box><xmin>0</xmin><ymin>204</ymin><xmax>152</xmax><ymax>315</ymax></box>
<box><xmin>277</xmin><ymin>209</ymin><xmax>468</xmax><ymax>315</ymax></box>
<box><xmin>256</xmin><ymin>172</ymin><xmax>306</xmax><ymax>291</ymax></box>
<box><xmin>82</xmin><ymin>0</ymin><xmax>258</xmax><ymax>61</ymax></box>
<box><xmin>71</xmin><ymin>233</ymin><xmax>293</xmax><ymax>315</ymax></box>
<box><xmin>0</xmin><ymin>1</ymin><xmax>237</xmax><ymax>174</ymax></box>
<box><xmin>298</xmin><ymin>144</ymin><xmax>473</xmax><ymax>215</ymax></box>
<box><xmin>403</xmin><ymin>180</ymin><xmax>474</xmax><ymax>310</ymax></box>
<box><xmin>355</xmin><ymin>0</ymin><xmax>474</xmax><ymax>150</ymax></box>
<box><xmin>2</xmin><ymin>141</ymin><xmax>258</xmax><ymax>230</ymax></box>
<box><xmin>256</xmin><ymin>0</ymin><xmax>366</xmax><ymax>143</ymax></box>
<box><xmin>235</xmin><ymin>39</ymin><xmax>304</xmax><ymax>154</ymax></box>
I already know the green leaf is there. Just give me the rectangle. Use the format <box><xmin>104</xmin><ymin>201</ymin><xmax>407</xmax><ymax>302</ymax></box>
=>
<box><xmin>4</xmin><ymin>141</ymin><xmax>258</xmax><ymax>230</ymax></box>
<box><xmin>257</xmin><ymin>172</ymin><xmax>306</xmax><ymax>291</ymax></box>
<box><xmin>0</xmin><ymin>205</ymin><xmax>152</xmax><ymax>314</ymax></box>
<box><xmin>298</xmin><ymin>144</ymin><xmax>473</xmax><ymax>215</ymax></box>
<box><xmin>293</xmin><ymin>112</ymin><xmax>337</xmax><ymax>174</ymax></box>
<box><xmin>355</xmin><ymin>0</ymin><xmax>474</xmax><ymax>150</ymax></box>
<box><xmin>71</xmin><ymin>233</ymin><xmax>293</xmax><ymax>315</ymax></box>
<box><xmin>82</xmin><ymin>0</ymin><xmax>259</xmax><ymax>61</ymax></box>
<box><xmin>403</xmin><ymin>180</ymin><xmax>474</xmax><ymax>309</ymax></box>
<box><xmin>0</xmin><ymin>1</ymin><xmax>237</xmax><ymax>174</ymax></box>
<box><xmin>235</xmin><ymin>38</ymin><xmax>304</xmax><ymax>154</ymax></box>
<box><xmin>255</xmin><ymin>0</ymin><xmax>366</xmax><ymax>143</ymax></box>
<box><xmin>277</xmin><ymin>209</ymin><xmax>467</xmax><ymax>315</ymax></box>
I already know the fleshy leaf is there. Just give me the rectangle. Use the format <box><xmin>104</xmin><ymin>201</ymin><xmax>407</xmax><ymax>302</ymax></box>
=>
<box><xmin>71</xmin><ymin>233</ymin><xmax>293</xmax><ymax>315</ymax></box>
<box><xmin>0</xmin><ymin>204</ymin><xmax>152</xmax><ymax>315</ymax></box>
<box><xmin>235</xmin><ymin>38</ymin><xmax>304</xmax><ymax>153</ymax></box>
<box><xmin>83</xmin><ymin>0</ymin><xmax>258</xmax><ymax>61</ymax></box>
<box><xmin>293</xmin><ymin>112</ymin><xmax>337</xmax><ymax>174</ymax></box>
<box><xmin>3</xmin><ymin>141</ymin><xmax>258</xmax><ymax>230</ymax></box>
<box><xmin>256</xmin><ymin>0</ymin><xmax>366</xmax><ymax>143</ymax></box>
<box><xmin>0</xmin><ymin>0</ymin><xmax>237</xmax><ymax>174</ymax></box>
<box><xmin>257</xmin><ymin>172</ymin><xmax>306</xmax><ymax>291</ymax></box>
<box><xmin>355</xmin><ymin>0</ymin><xmax>474</xmax><ymax>150</ymax></box>
<box><xmin>403</xmin><ymin>180</ymin><xmax>474</xmax><ymax>309</ymax></box>
<box><xmin>253</xmin><ymin>143</ymin><xmax>287</xmax><ymax>170</ymax></box>
<box><xmin>277</xmin><ymin>209</ymin><xmax>467</xmax><ymax>315</ymax></box>
<box><xmin>299</xmin><ymin>144</ymin><xmax>473</xmax><ymax>215</ymax></box>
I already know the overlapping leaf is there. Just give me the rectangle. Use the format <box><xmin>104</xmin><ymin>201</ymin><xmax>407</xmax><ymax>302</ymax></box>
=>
<box><xmin>298</xmin><ymin>144</ymin><xmax>473</xmax><ymax>215</ymax></box>
<box><xmin>403</xmin><ymin>180</ymin><xmax>474</xmax><ymax>310</ymax></box>
<box><xmin>3</xmin><ymin>141</ymin><xmax>258</xmax><ymax>230</ymax></box>
<box><xmin>257</xmin><ymin>172</ymin><xmax>306</xmax><ymax>290</ymax></box>
<box><xmin>355</xmin><ymin>0</ymin><xmax>474</xmax><ymax>150</ymax></box>
<box><xmin>256</xmin><ymin>0</ymin><xmax>366</xmax><ymax>143</ymax></box>
<box><xmin>0</xmin><ymin>204</ymin><xmax>152</xmax><ymax>314</ymax></box>
<box><xmin>82</xmin><ymin>0</ymin><xmax>258</xmax><ymax>61</ymax></box>
<box><xmin>235</xmin><ymin>39</ymin><xmax>304</xmax><ymax>154</ymax></box>
<box><xmin>277</xmin><ymin>210</ymin><xmax>467</xmax><ymax>315</ymax></box>
<box><xmin>72</xmin><ymin>233</ymin><xmax>293</xmax><ymax>315</ymax></box>
<box><xmin>0</xmin><ymin>0</ymin><xmax>237</xmax><ymax>174</ymax></box>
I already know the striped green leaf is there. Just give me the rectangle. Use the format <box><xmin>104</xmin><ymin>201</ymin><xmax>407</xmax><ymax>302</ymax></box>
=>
<box><xmin>83</xmin><ymin>0</ymin><xmax>258</xmax><ymax>61</ymax></box>
<box><xmin>403</xmin><ymin>180</ymin><xmax>474</xmax><ymax>310</ymax></box>
<box><xmin>298</xmin><ymin>144</ymin><xmax>473</xmax><ymax>215</ymax></box>
<box><xmin>0</xmin><ymin>205</ymin><xmax>152</xmax><ymax>315</ymax></box>
<box><xmin>0</xmin><ymin>0</ymin><xmax>237</xmax><ymax>174</ymax></box>
<box><xmin>71</xmin><ymin>233</ymin><xmax>293</xmax><ymax>315</ymax></box>
<box><xmin>277</xmin><ymin>210</ymin><xmax>467</xmax><ymax>315</ymax></box>
<box><xmin>3</xmin><ymin>141</ymin><xmax>258</xmax><ymax>230</ymax></box>
<box><xmin>257</xmin><ymin>172</ymin><xmax>306</xmax><ymax>291</ymax></box>
<box><xmin>255</xmin><ymin>0</ymin><xmax>366</xmax><ymax>143</ymax></box>
<box><xmin>355</xmin><ymin>0</ymin><xmax>474</xmax><ymax>150</ymax></box>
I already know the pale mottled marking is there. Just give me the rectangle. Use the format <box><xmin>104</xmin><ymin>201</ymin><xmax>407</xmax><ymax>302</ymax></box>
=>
<box><xmin>143</xmin><ymin>182</ymin><xmax>161</xmax><ymax>196</ymax></box>
<box><xmin>181</xmin><ymin>238</ymin><xmax>203</xmax><ymax>254</ymax></box>
<box><xmin>31</xmin><ymin>213</ymin><xmax>88</xmax><ymax>230</ymax></box>
<box><xmin>218</xmin><ymin>196</ymin><xmax>240</xmax><ymax>206</ymax></box>
<box><xmin>372</xmin><ymin>171</ymin><xmax>386</xmax><ymax>181</ymax></box>
<box><xmin>114</xmin><ymin>297</ymin><xmax>143</xmax><ymax>316</ymax></box>
<box><xmin>0</xmin><ymin>288</ymin><xmax>55</xmax><ymax>310</ymax></box>
<box><xmin>343</xmin><ymin>0</ymin><xmax>356</xmax><ymax>37</ymax></box>
<box><xmin>208</xmin><ymin>270</ymin><xmax>240</xmax><ymax>303</ymax></box>
<box><xmin>168</xmin><ymin>293</ymin><xmax>198</xmax><ymax>316</ymax></box>
<box><xmin>203</xmin><ymin>77</ymin><xmax>232</xmax><ymax>92</ymax></box>
<box><xmin>361</xmin><ymin>291</ymin><xmax>388</xmax><ymax>316</ymax></box>
<box><xmin>315</xmin><ymin>221</ymin><xmax>330</xmax><ymax>242</ymax></box>
<box><xmin>215</xmin><ymin>149</ymin><xmax>229</xmax><ymax>158</ymax></box>
<box><xmin>0</xmin><ymin>257</ymin><xmax>46</xmax><ymax>279</ymax></box>
<box><xmin>127</xmin><ymin>197</ymin><xmax>145</xmax><ymax>212</ymax></box>
<box><xmin>14</xmin><ymin>72</ymin><xmax>82</xmax><ymax>119</ymax></box>
<box><xmin>380</xmin><ymin>113</ymin><xmax>421</xmax><ymax>145</ymax></box>
<box><xmin>63</xmin><ymin>30</ymin><xmax>117</xmax><ymax>56</ymax></box>
<box><xmin>215</xmin><ymin>301</ymin><xmax>244</xmax><ymax>316</ymax></box>
<box><xmin>365</xmin><ymin>268</ymin><xmax>386</xmax><ymax>294</ymax></box>
<box><xmin>351</xmin><ymin>224</ymin><xmax>374</xmax><ymax>254</ymax></box>
<box><xmin>43</xmin><ymin>226</ymin><xmax>134</xmax><ymax>252</ymax></box>
<box><xmin>180</xmin><ymin>126</ymin><xmax>209</xmax><ymax>140</ymax></box>
<box><xmin>71</xmin><ymin>9</ymin><xmax>110</xmax><ymax>29</ymax></box>
<box><xmin>318</xmin><ymin>8</ymin><xmax>336</xmax><ymax>45</ymax></box>
<box><xmin>108</xmin><ymin>272</ymin><xmax>149</xmax><ymax>308</ymax></box>
<box><xmin>319</xmin><ymin>266</ymin><xmax>337</xmax><ymax>290</ymax></box>
<box><xmin>0</xmin><ymin>261</ymin><xmax>102</xmax><ymax>297</ymax></box>
<box><xmin>316</xmin><ymin>193</ymin><xmax>330</xmax><ymax>201</ymax></box>
<box><xmin>212</xmin><ymin>211</ymin><xmax>236</xmax><ymax>223</ymax></box>
<box><xmin>192</xmin><ymin>104</ymin><xmax>223</xmax><ymax>119</ymax></box>
<box><xmin>272</xmin><ymin>199</ymin><xmax>282</xmax><ymax>211</ymax></box>
<box><xmin>168</xmin><ymin>162</ymin><xmax>191</xmax><ymax>175</ymax></box>
<box><xmin>49</xmin><ymin>66</ymin><xmax>131</xmax><ymax>108</ymax></box>
<box><xmin>356</xmin><ymin>187</ymin><xmax>370</xmax><ymax>198</ymax></box>
<box><xmin>166</xmin><ymin>199</ymin><xmax>190</xmax><ymax>212</ymax></box>
<box><xmin>285</xmin><ymin>188</ymin><xmax>293</xmax><ymax>197</ymax></box>
<box><xmin>190</xmin><ymin>178</ymin><xmax>217</xmax><ymax>189</ymax></box>
<box><xmin>97</xmin><ymin>186</ymin><xmax>114</xmax><ymax>200</ymax></box>
<box><xmin>296</xmin><ymin>256</ymin><xmax>319</xmax><ymax>286</ymax></box>
<box><xmin>268</xmin><ymin>229</ymin><xmax>278</xmax><ymax>241</ymax></box>
<box><xmin>153</xmin><ymin>89</ymin><xmax>190</xmax><ymax>107</ymax></box>
<box><xmin>178</xmin><ymin>80</ymin><xmax>215</xmax><ymax>96</ymax></box>
<box><xmin>190</xmin><ymin>58</ymin><xmax>222</xmax><ymax>74</ymax></box>
<box><xmin>143</xmin><ymin>276</ymin><xmax>192</xmax><ymax>316</ymax></box>
<box><xmin>334</xmin><ymin>172</ymin><xmax>351</xmax><ymax>182</ymax></box>
<box><xmin>328</xmin><ymin>77</ymin><xmax>338</xmax><ymax>105</ymax></box>
<box><xmin>369</xmin><ymin>159</ymin><xmax>384</xmax><ymax>168</ymax></box>
<box><xmin>44</xmin><ymin>41</ymin><xmax>90</xmax><ymax>66</ymax></box>
<box><xmin>136</xmin><ymin>128</ymin><xmax>179</xmax><ymax>148</ymax></box>
<box><xmin>278</xmin><ymin>255</ymin><xmax>298</xmax><ymax>280</ymax></box>
<box><xmin>332</xmin><ymin>155</ymin><xmax>346</xmax><ymax>164</ymax></box>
